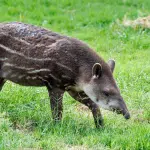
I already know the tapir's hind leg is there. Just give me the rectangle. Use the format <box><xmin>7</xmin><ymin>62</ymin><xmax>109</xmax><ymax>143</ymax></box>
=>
<box><xmin>68</xmin><ymin>90</ymin><xmax>103</xmax><ymax>128</ymax></box>
<box><xmin>46</xmin><ymin>86</ymin><xmax>64</xmax><ymax>122</ymax></box>
<box><xmin>0</xmin><ymin>78</ymin><xmax>6</xmax><ymax>91</ymax></box>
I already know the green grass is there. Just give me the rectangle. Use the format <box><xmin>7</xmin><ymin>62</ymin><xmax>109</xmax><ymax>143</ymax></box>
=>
<box><xmin>0</xmin><ymin>0</ymin><xmax>150</xmax><ymax>149</ymax></box>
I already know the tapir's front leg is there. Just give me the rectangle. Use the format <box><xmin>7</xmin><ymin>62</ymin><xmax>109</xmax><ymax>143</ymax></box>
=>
<box><xmin>47</xmin><ymin>87</ymin><xmax>64</xmax><ymax>122</ymax></box>
<box><xmin>68</xmin><ymin>90</ymin><xmax>104</xmax><ymax>128</ymax></box>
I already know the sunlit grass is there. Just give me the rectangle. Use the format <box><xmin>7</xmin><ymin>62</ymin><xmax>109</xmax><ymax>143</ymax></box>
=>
<box><xmin>0</xmin><ymin>0</ymin><xmax>150</xmax><ymax>149</ymax></box>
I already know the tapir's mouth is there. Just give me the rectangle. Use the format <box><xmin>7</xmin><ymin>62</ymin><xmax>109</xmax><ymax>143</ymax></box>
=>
<box><xmin>111</xmin><ymin>107</ymin><xmax>130</xmax><ymax>119</ymax></box>
<box><xmin>110</xmin><ymin>107</ymin><xmax>122</xmax><ymax>114</ymax></box>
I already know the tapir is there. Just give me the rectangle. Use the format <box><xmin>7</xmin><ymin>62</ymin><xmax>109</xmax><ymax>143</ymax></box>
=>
<box><xmin>0</xmin><ymin>22</ymin><xmax>130</xmax><ymax>127</ymax></box>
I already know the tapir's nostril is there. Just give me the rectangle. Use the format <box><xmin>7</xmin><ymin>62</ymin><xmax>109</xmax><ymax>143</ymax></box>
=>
<box><xmin>124</xmin><ymin>112</ymin><xmax>130</xmax><ymax>119</ymax></box>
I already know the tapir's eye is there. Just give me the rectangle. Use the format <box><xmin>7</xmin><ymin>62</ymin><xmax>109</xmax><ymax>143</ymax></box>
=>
<box><xmin>103</xmin><ymin>91</ymin><xmax>109</xmax><ymax>97</ymax></box>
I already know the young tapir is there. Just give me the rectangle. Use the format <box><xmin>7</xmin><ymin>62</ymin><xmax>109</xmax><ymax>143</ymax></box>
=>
<box><xmin>0</xmin><ymin>22</ymin><xmax>130</xmax><ymax>127</ymax></box>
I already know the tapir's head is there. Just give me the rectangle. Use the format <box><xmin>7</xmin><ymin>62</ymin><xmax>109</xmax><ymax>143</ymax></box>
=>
<box><xmin>83</xmin><ymin>59</ymin><xmax>130</xmax><ymax>119</ymax></box>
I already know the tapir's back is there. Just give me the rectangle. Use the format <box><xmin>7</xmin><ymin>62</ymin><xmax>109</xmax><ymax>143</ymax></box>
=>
<box><xmin>0</xmin><ymin>22</ymin><xmax>102</xmax><ymax>88</ymax></box>
<box><xmin>0</xmin><ymin>22</ymin><xmax>67</xmax><ymax>58</ymax></box>
<box><xmin>0</xmin><ymin>22</ymin><xmax>105</xmax><ymax>89</ymax></box>
<box><xmin>0</xmin><ymin>22</ymin><xmax>63</xmax><ymax>40</ymax></box>
<box><xmin>0</xmin><ymin>22</ymin><xmax>95</xmax><ymax>61</ymax></box>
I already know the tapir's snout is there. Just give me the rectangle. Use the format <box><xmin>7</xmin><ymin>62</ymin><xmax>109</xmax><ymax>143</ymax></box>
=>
<box><xmin>109</xmin><ymin>98</ymin><xmax>130</xmax><ymax>120</ymax></box>
<box><xmin>111</xmin><ymin>107</ymin><xmax>130</xmax><ymax>119</ymax></box>
<box><xmin>120</xmin><ymin>99</ymin><xmax>130</xmax><ymax>120</ymax></box>
<box><xmin>123</xmin><ymin>110</ymin><xmax>130</xmax><ymax>119</ymax></box>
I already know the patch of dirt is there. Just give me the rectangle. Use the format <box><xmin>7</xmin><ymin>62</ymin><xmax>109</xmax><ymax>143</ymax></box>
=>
<box><xmin>122</xmin><ymin>15</ymin><xmax>150</xmax><ymax>29</ymax></box>
<box><xmin>76</xmin><ymin>103</ymin><xmax>90</xmax><ymax>112</ymax></box>
<box><xmin>130</xmin><ymin>109</ymin><xmax>150</xmax><ymax>123</ymax></box>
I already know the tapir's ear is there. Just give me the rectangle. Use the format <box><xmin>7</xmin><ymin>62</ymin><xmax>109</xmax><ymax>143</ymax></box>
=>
<box><xmin>108</xmin><ymin>59</ymin><xmax>115</xmax><ymax>73</ymax></box>
<box><xmin>92</xmin><ymin>63</ymin><xmax>102</xmax><ymax>78</ymax></box>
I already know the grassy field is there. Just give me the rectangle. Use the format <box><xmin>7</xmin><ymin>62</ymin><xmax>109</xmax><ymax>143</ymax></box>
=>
<box><xmin>0</xmin><ymin>0</ymin><xmax>150</xmax><ymax>149</ymax></box>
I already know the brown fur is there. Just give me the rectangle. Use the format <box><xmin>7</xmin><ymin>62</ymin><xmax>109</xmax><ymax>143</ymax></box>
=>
<box><xmin>0</xmin><ymin>22</ymin><xmax>130</xmax><ymax>127</ymax></box>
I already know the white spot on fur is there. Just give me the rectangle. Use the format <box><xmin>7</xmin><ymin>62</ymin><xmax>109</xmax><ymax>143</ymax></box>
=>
<box><xmin>32</xmin><ymin>76</ymin><xmax>37</xmax><ymax>80</ymax></box>
<box><xmin>18</xmin><ymin>75</ymin><xmax>25</xmax><ymax>79</ymax></box>
<box><xmin>0</xmin><ymin>58</ymin><xmax>8</xmax><ymax>61</ymax></box>
<box><xmin>26</xmin><ymin>76</ymin><xmax>31</xmax><ymax>80</ymax></box>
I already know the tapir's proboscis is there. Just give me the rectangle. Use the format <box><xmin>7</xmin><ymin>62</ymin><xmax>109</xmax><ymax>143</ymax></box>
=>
<box><xmin>0</xmin><ymin>22</ymin><xmax>130</xmax><ymax>127</ymax></box>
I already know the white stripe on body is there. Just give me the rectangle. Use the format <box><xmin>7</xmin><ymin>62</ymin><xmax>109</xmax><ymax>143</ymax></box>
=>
<box><xmin>0</xmin><ymin>58</ymin><xmax>8</xmax><ymax>61</ymax></box>
<box><xmin>0</xmin><ymin>44</ymin><xmax>74</xmax><ymax>73</ymax></box>
<box><xmin>38</xmin><ymin>76</ymin><xmax>52</xmax><ymax>89</ymax></box>
<box><xmin>28</xmin><ymin>69</ymin><xmax>62</xmax><ymax>83</ymax></box>
<box><xmin>28</xmin><ymin>69</ymin><xmax>51</xmax><ymax>74</ymax></box>
<box><xmin>0</xmin><ymin>33</ymin><xmax>30</xmax><ymax>45</ymax></box>
<box><xmin>3</xmin><ymin>63</ymin><xmax>63</xmax><ymax>83</ymax></box>
<box><xmin>3</xmin><ymin>63</ymin><xmax>34</xmax><ymax>71</ymax></box>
